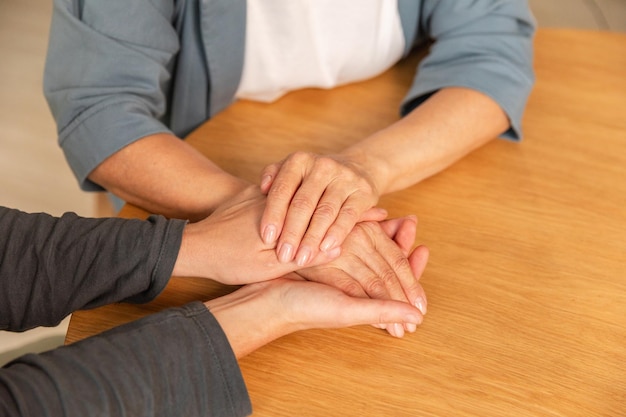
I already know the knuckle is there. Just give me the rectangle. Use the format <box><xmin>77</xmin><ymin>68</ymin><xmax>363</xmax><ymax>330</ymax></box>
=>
<box><xmin>338</xmin><ymin>205</ymin><xmax>360</xmax><ymax>223</ymax></box>
<box><xmin>343</xmin><ymin>226</ymin><xmax>371</xmax><ymax>250</ymax></box>
<box><xmin>357</xmin><ymin>220</ymin><xmax>378</xmax><ymax>235</ymax></box>
<box><xmin>341</xmin><ymin>280</ymin><xmax>366</xmax><ymax>298</ymax></box>
<box><xmin>390</xmin><ymin>254</ymin><xmax>411</xmax><ymax>275</ymax></box>
<box><xmin>352</xmin><ymin>222</ymin><xmax>378</xmax><ymax>246</ymax></box>
<box><xmin>262</xmin><ymin>162</ymin><xmax>279</xmax><ymax>174</ymax></box>
<box><xmin>267</xmin><ymin>180</ymin><xmax>293</xmax><ymax>200</ymax></box>
<box><xmin>290</xmin><ymin>151</ymin><xmax>312</xmax><ymax>164</ymax></box>
<box><xmin>290</xmin><ymin>195</ymin><xmax>317</xmax><ymax>213</ymax></box>
<box><xmin>279</xmin><ymin>227</ymin><xmax>302</xmax><ymax>242</ymax></box>
<box><xmin>313</xmin><ymin>201</ymin><xmax>338</xmax><ymax>222</ymax></box>
<box><xmin>378</xmin><ymin>268</ymin><xmax>398</xmax><ymax>286</ymax></box>
<box><xmin>314</xmin><ymin>156</ymin><xmax>338</xmax><ymax>173</ymax></box>
<box><xmin>364</xmin><ymin>278</ymin><xmax>388</xmax><ymax>298</ymax></box>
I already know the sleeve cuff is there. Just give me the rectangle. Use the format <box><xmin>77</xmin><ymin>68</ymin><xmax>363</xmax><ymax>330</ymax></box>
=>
<box><xmin>401</xmin><ymin>61</ymin><xmax>532</xmax><ymax>141</ymax></box>
<box><xmin>58</xmin><ymin>99</ymin><xmax>173</xmax><ymax>191</ymax></box>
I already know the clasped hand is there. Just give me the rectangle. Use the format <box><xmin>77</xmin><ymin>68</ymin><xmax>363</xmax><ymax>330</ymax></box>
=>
<box><xmin>176</xmin><ymin>185</ymin><xmax>428</xmax><ymax>340</ymax></box>
<box><xmin>258</xmin><ymin>151</ymin><xmax>383</xmax><ymax>266</ymax></box>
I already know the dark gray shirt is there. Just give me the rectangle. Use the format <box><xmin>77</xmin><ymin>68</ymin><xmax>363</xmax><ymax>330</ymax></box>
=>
<box><xmin>0</xmin><ymin>207</ymin><xmax>251</xmax><ymax>416</ymax></box>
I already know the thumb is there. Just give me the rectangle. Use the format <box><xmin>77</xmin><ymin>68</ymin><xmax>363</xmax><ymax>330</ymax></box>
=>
<box><xmin>379</xmin><ymin>216</ymin><xmax>417</xmax><ymax>256</ymax></box>
<box><xmin>337</xmin><ymin>297</ymin><xmax>423</xmax><ymax>331</ymax></box>
<box><xmin>408</xmin><ymin>245</ymin><xmax>429</xmax><ymax>281</ymax></box>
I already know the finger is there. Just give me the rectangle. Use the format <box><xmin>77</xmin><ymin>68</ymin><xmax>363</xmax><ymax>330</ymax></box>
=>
<box><xmin>379</xmin><ymin>216</ymin><xmax>417</xmax><ymax>256</ymax></box>
<box><xmin>296</xmin><ymin>196</ymin><xmax>387</xmax><ymax>267</ymax></box>
<box><xmin>278</xmin><ymin>280</ymin><xmax>423</xmax><ymax>338</ymax></box>
<box><xmin>285</xmin><ymin>246</ymin><xmax>342</xmax><ymax>271</ymax></box>
<box><xmin>319</xmin><ymin>195</ymin><xmax>373</xmax><ymax>253</ymax></box>
<box><xmin>336</xmin><ymin>296</ymin><xmax>424</xmax><ymax>337</ymax></box>
<box><xmin>361</xmin><ymin>223</ymin><xmax>423</xmax><ymax>307</ymax></box>
<box><xmin>298</xmin><ymin>264</ymin><xmax>371</xmax><ymax>299</ymax></box>
<box><xmin>277</xmin><ymin>174</ymin><xmax>332</xmax><ymax>264</ymax></box>
<box><xmin>259</xmin><ymin>157</ymin><xmax>307</xmax><ymax>247</ymax></box>
<box><xmin>378</xmin><ymin>217</ymin><xmax>405</xmax><ymax>239</ymax></box>
<box><xmin>292</xmin><ymin>187</ymin><xmax>344</xmax><ymax>267</ymax></box>
<box><xmin>359</xmin><ymin>247</ymin><xmax>408</xmax><ymax>303</ymax></box>
<box><xmin>408</xmin><ymin>245</ymin><xmax>429</xmax><ymax>281</ymax></box>
<box><xmin>393</xmin><ymin>216</ymin><xmax>418</xmax><ymax>256</ymax></box>
<box><xmin>285</xmin><ymin>155</ymin><xmax>363</xmax><ymax>265</ymax></box>
<box><xmin>259</xmin><ymin>162</ymin><xmax>281</xmax><ymax>194</ymax></box>
<box><xmin>408</xmin><ymin>245</ymin><xmax>430</xmax><ymax>315</ymax></box>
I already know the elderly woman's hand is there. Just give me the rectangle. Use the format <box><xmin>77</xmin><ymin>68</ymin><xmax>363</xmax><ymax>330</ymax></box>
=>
<box><xmin>294</xmin><ymin>215</ymin><xmax>429</xmax><ymax>336</ymax></box>
<box><xmin>258</xmin><ymin>152</ymin><xmax>385</xmax><ymax>266</ymax></box>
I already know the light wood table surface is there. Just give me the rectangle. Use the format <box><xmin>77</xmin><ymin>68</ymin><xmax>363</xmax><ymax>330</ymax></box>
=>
<box><xmin>66</xmin><ymin>29</ymin><xmax>626</xmax><ymax>416</ymax></box>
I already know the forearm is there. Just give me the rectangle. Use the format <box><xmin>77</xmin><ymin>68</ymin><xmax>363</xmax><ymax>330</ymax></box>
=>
<box><xmin>0</xmin><ymin>303</ymin><xmax>251</xmax><ymax>417</ymax></box>
<box><xmin>90</xmin><ymin>133</ymin><xmax>250</xmax><ymax>221</ymax></box>
<box><xmin>341</xmin><ymin>87</ymin><xmax>509</xmax><ymax>195</ymax></box>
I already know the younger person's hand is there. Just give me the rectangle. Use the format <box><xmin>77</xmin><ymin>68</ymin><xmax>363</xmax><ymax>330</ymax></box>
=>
<box><xmin>173</xmin><ymin>185</ymin><xmax>341</xmax><ymax>284</ymax></box>
<box><xmin>205</xmin><ymin>276</ymin><xmax>425</xmax><ymax>358</ymax></box>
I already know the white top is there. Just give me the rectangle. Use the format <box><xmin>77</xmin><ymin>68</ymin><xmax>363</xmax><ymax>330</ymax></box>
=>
<box><xmin>235</xmin><ymin>0</ymin><xmax>405</xmax><ymax>102</ymax></box>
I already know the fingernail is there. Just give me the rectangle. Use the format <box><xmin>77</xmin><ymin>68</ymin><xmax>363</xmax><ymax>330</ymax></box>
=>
<box><xmin>405</xmin><ymin>323</ymin><xmax>417</xmax><ymax>333</ymax></box>
<box><xmin>414</xmin><ymin>296</ymin><xmax>427</xmax><ymax>315</ymax></box>
<box><xmin>393</xmin><ymin>323</ymin><xmax>405</xmax><ymax>338</ymax></box>
<box><xmin>278</xmin><ymin>243</ymin><xmax>294</xmax><ymax>263</ymax></box>
<box><xmin>260</xmin><ymin>175</ymin><xmax>272</xmax><ymax>190</ymax></box>
<box><xmin>262</xmin><ymin>225</ymin><xmax>277</xmax><ymax>244</ymax></box>
<box><xmin>320</xmin><ymin>237</ymin><xmax>336</xmax><ymax>252</ymax></box>
<box><xmin>296</xmin><ymin>247</ymin><xmax>312</xmax><ymax>267</ymax></box>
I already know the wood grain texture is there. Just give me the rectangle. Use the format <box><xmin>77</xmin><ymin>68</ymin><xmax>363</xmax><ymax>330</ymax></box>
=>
<box><xmin>66</xmin><ymin>29</ymin><xmax>626</xmax><ymax>417</ymax></box>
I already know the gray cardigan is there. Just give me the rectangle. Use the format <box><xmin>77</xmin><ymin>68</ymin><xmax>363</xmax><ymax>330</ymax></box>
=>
<box><xmin>44</xmin><ymin>0</ymin><xmax>535</xmax><ymax>191</ymax></box>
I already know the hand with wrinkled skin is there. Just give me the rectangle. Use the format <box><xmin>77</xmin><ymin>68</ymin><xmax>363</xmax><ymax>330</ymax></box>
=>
<box><xmin>174</xmin><ymin>186</ymin><xmax>429</xmax><ymax>330</ymax></box>
<box><xmin>294</xmin><ymin>216</ymin><xmax>429</xmax><ymax>336</ymax></box>
<box><xmin>259</xmin><ymin>152</ymin><xmax>383</xmax><ymax>267</ymax></box>
<box><xmin>257</xmin><ymin>89</ymin><xmax>509</xmax><ymax>271</ymax></box>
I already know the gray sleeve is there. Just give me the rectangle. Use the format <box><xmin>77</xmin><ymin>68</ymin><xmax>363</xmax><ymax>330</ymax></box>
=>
<box><xmin>0</xmin><ymin>302</ymin><xmax>252</xmax><ymax>417</ymax></box>
<box><xmin>0</xmin><ymin>206</ymin><xmax>185</xmax><ymax>332</ymax></box>
<box><xmin>402</xmin><ymin>0</ymin><xmax>536</xmax><ymax>140</ymax></box>
<box><xmin>44</xmin><ymin>0</ymin><xmax>180</xmax><ymax>191</ymax></box>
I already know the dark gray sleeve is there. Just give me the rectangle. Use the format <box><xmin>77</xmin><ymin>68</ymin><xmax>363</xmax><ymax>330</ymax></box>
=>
<box><xmin>0</xmin><ymin>301</ymin><xmax>252</xmax><ymax>417</ymax></box>
<box><xmin>0</xmin><ymin>206</ymin><xmax>185</xmax><ymax>331</ymax></box>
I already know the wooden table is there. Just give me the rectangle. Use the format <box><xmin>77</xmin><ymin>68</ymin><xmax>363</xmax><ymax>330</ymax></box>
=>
<box><xmin>66</xmin><ymin>29</ymin><xmax>626</xmax><ymax>416</ymax></box>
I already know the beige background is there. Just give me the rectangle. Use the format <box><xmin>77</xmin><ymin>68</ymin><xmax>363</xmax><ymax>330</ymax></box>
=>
<box><xmin>1</xmin><ymin>0</ymin><xmax>625</xmax><ymax>365</ymax></box>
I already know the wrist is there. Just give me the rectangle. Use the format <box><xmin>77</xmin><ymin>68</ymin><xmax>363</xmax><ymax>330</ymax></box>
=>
<box><xmin>204</xmin><ymin>281</ymin><xmax>291</xmax><ymax>358</ymax></box>
<box><xmin>172</xmin><ymin>221</ymin><xmax>212</xmax><ymax>278</ymax></box>
<box><xmin>338</xmin><ymin>146</ymin><xmax>389</xmax><ymax>198</ymax></box>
